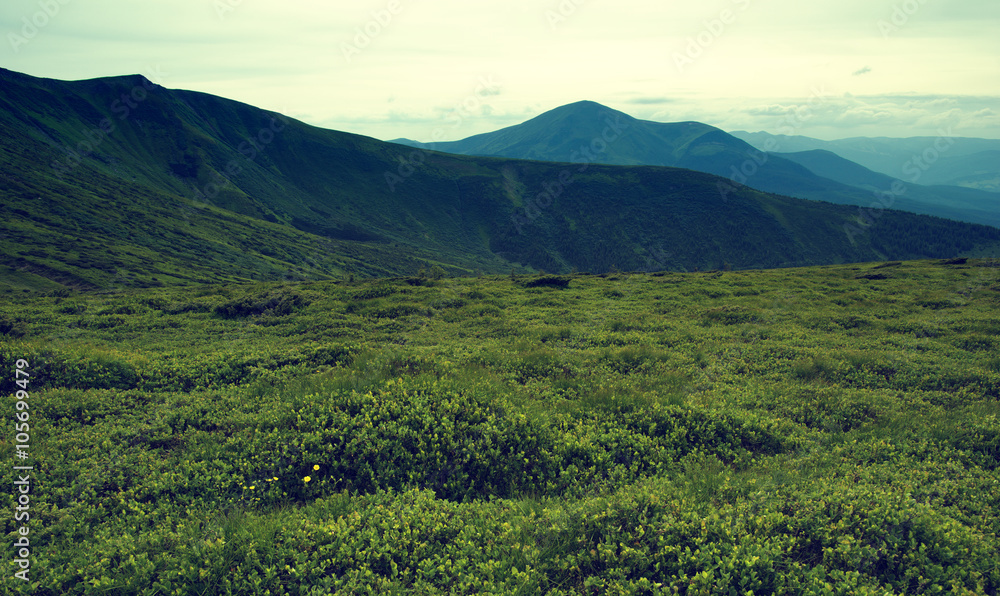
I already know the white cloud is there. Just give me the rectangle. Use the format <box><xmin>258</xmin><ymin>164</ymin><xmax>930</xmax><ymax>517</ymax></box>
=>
<box><xmin>1</xmin><ymin>0</ymin><xmax>997</xmax><ymax>140</ymax></box>
<box><xmin>720</xmin><ymin>94</ymin><xmax>1000</xmax><ymax>139</ymax></box>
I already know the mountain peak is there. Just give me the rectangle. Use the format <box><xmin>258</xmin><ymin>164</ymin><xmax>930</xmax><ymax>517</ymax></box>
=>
<box><xmin>534</xmin><ymin>100</ymin><xmax>630</xmax><ymax>121</ymax></box>
<box><xmin>556</xmin><ymin>99</ymin><xmax>615</xmax><ymax>111</ymax></box>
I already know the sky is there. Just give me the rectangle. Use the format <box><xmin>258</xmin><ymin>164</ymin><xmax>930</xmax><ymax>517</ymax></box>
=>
<box><xmin>3</xmin><ymin>0</ymin><xmax>999</xmax><ymax>142</ymax></box>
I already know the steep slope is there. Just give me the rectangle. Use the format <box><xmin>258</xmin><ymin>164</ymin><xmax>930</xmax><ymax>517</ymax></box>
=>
<box><xmin>2</xmin><ymin>68</ymin><xmax>999</xmax><ymax>291</ymax></box>
<box><xmin>0</xmin><ymin>120</ymin><xmax>477</xmax><ymax>291</ymax></box>
<box><xmin>0</xmin><ymin>68</ymin><xmax>515</xmax><ymax>289</ymax></box>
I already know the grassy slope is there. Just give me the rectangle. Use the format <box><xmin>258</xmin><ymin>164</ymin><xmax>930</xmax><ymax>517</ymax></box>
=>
<box><xmin>0</xmin><ymin>70</ymin><xmax>512</xmax><ymax>286</ymax></box>
<box><xmin>1</xmin><ymin>258</ymin><xmax>999</xmax><ymax>594</ymax></box>
<box><xmin>0</xmin><ymin>122</ymin><xmax>473</xmax><ymax>288</ymax></box>
<box><xmin>3</xmin><ymin>69</ymin><xmax>1000</xmax><ymax>292</ymax></box>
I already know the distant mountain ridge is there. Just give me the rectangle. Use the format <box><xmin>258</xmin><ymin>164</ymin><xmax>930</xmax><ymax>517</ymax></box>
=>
<box><xmin>393</xmin><ymin>100</ymin><xmax>837</xmax><ymax>181</ymax></box>
<box><xmin>774</xmin><ymin>150</ymin><xmax>1000</xmax><ymax>226</ymax></box>
<box><xmin>731</xmin><ymin>130</ymin><xmax>1000</xmax><ymax>193</ymax></box>
<box><xmin>2</xmin><ymin>68</ymin><xmax>999</xmax><ymax>291</ymax></box>
<box><xmin>395</xmin><ymin>102</ymin><xmax>999</xmax><ymax>228</ymax></box>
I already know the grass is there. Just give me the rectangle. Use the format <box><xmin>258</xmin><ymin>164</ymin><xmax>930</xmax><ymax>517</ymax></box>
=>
<box><xmin>1</xmin><ymin>259</ymin><xmax>999</xmax><ymax>594</ymax></box>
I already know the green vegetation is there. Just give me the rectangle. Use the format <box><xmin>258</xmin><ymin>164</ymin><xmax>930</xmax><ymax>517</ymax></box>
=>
<box><xmin>2</xmin><ymin>258</ymin><xmax>999</xmax><ymax>594</ymax></box>
<box><xmin>3</xmin><ymin>69</ymin><xmax>1000</xmax><ymax>294</ymax></box>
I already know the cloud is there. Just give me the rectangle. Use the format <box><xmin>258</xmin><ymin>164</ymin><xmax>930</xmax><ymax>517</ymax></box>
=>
<box><xmin>2</xmin><ymin>0</ymin><xmax>997</xmax><ymax>141</ymax></box>
<box><xmin>744</xmin><ymin>105</ymin><xmax>800</xmax><ymax>117</ymax></box>
<box><xmin>625</xmin><ymin>97</ymin><xmax>675</xmax><ymax>105</ymax></box>
<box><xmin>478</xmin><ymin>86</ymin><xmax>503</xmax><ymax>98</ymax></box>
<box><xmin>719</xmin><ymin>94</ymin><xmax>1000</xmax><ymax>140</ymax></box>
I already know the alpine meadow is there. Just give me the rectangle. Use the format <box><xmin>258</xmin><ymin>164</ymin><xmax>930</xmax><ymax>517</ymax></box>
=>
<box><xmin>2</xmin><ymin>260</ymin><xmax>999</xmax><ymax>594</ymax></box>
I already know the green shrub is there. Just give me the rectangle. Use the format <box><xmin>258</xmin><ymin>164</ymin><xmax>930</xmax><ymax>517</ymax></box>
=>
<box><xmin>792</xmin><ymin>356</ymin><xmax>836</xmax><ymax>381</ymax></box>
<box><xmin>524</xmin><ymin>275</ymin><xmax>570</xmax><ymax>289</ymax></box>
<box><xmin>955</xmin><ymin>334</ymin><xmax>996</xmax><ymax>352</ymax></box>
<box><xmin>163</xmin><ymin>300</ymin><xmax>213</xmax><ymax>314</ymax></box>
<box><xmin>0</xmin><ymin>313</ymin><xmax>26</xmax><ymax>337</ymax></box>
<box><xmin>463</xmin><ymin>304</ymin><xmax>502</xmax><ymax>318</ymax></box>
<box><xmin>598</xmin><ymin>345</ymin><xmax>670</xmax><ymax>375</ymax></box>
<box><xmin>215</xmin><ymin>288</ymin><xmax>308</xmax><ymax>317</ymax></box>
<box><xmin>703</xmin><ymin>305</ymin><xmax>760</xmax><ymax>325</ymax></box>
<box><xmin>352</xmin><ymin>285</ymin><xmax>396</xmax><ymax>300</ymax></box>
<box><xmin>431</xmin><ymin>297</ymin><xmax>467</xmax><ymax>309</ymax></box>
<box><xmin>368</xmin><ymin>303</ymin><xmax>427</xmax><ymax>319</ymax></box>
<box><xmin>3</xmin><ymin>261</ymin><xmax>1000</xmax><ymax>594</ymax></box>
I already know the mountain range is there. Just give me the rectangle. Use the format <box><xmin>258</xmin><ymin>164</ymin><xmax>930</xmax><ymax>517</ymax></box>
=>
<box><xmin>731</xmin><ymin>130</ymin><xmax>1000</xmax><ymax>193</ymax></box>
<box><xmin>392</xmin><ymin>101</ymin><xmax>999</xmax><ymax>228</ymax></box>
<box><xmin>2</xmin><ymin>68</ymin><xmax>999</xmax><ymax>291</ymax></box>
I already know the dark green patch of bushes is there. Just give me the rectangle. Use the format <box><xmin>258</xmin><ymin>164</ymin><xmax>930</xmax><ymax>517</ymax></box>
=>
<box><xmin>368</xmin><ymin>303</ymin><xmax>428</xmax><ymax>319</ymax></box>
<box><xmin>523</xmin><ymin>275</ymin><xmax>571</xmax><ymax>289</ymax></box>
<box><xmin>0</xmin><ymin>313</ymin><xmax>26</xmax><ymax>336</ymax></box>
<box><xmin>215</xmin><ymin>288</ymin><xmax>309</xmax><ymax>318</ymax></box>
<box><xmin>352</xmin><ymin>285</ymin><xmax>396</xmax><ymax>300</ymax></box>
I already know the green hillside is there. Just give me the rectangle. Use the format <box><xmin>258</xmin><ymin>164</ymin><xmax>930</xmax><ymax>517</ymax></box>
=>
<box><xmin>1</xmin><ymin>259</ymin><xmax>999</xmax><ymax>593</ymax></box>
<box><xmin>396</xmin><ymin>100</ymin><xmax>873</xmax><ymax>202</ymax></box>
<box><xmin>3</xmin><ymin>69</ymin><xmax>1000</xmax><ymax>292</ymax></box>
<box><xmin>405</xmin><ymin>101</ymin><xmax>1000</xmax><ymax>228</ymax></box>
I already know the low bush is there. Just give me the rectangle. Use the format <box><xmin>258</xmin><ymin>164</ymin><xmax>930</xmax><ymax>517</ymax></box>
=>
<box><xmin>215</xmin><ymin>288</ymin><xmax>309</xmax><ymax>317</ymax></box>
<box><xmin>3</xmin><ymin>261</ymin><xmax>999</xmax><ymax>594</ymax></box>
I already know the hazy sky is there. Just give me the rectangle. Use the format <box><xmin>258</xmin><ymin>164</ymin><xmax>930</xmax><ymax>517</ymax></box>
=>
<box><xmin>3</xmin><ymin>0</ymin><xmax>999</xmax><ymax>141</ymax></box>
